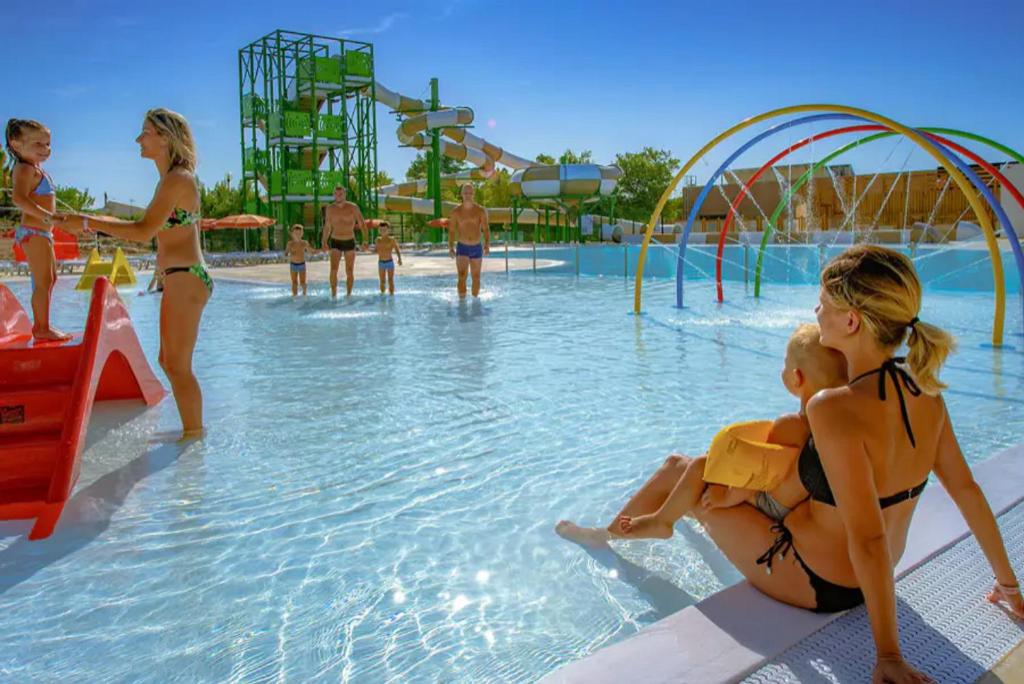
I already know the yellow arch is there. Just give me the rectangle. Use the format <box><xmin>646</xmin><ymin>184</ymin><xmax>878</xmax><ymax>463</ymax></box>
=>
<box><xmin>633</xmin><ymin>104</ymin><xmax>1006</xmax><ymax>346</ymax></box>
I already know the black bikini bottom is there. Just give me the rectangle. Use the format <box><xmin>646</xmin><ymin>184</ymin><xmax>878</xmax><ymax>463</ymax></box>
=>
<box><xmin>757</xmin><ymin>523</ymin><xmax>865</xmax><ymax>613</ymax></box>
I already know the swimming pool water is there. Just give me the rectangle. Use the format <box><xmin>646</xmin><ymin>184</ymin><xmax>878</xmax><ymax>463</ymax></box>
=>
<box><xmin>1</xmin><ymin>271</ymin><xmax>1021</xmax><ymax>682</ymax></box>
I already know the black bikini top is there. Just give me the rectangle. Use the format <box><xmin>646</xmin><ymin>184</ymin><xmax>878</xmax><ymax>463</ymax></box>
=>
<box><xmin>799</xmin><ymin>357</ymin><xmax>928</xmax><ymax>508</ymax></box>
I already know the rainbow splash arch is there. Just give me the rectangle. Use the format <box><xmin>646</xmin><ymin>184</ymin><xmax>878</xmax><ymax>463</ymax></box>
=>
<box><xmin>632</xmin><ymin>105</ymin><xmax>1024</xmax><ymax>347</ymax></box>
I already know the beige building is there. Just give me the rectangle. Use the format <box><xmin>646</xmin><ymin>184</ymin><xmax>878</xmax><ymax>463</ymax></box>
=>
<box><xmin>680</xmin><ymin>162</ymin><xmax>1017</xmax><ymax>241</ymax></box>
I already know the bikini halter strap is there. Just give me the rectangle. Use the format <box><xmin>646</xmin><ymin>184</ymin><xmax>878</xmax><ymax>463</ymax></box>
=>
<box><xmin>848</xmin><ymin>357</ymin><xmax>922</xmax><ymax>448</ymax></box>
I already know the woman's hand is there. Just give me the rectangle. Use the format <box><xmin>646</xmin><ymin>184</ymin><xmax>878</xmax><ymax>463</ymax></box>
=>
<box><xmin>987</xmin><ymin>582</ymin><xmax>1024</xmax><ymax>620</ymax></box>
<box><xmin>61</xmin><ymin>214</ymin><xmax>84</xmax><ymax>233</ymax></box>
<box><xmin>872</xmin><ymin>654</ymin><xmax>935</xmax><ymax>683</ymax></box>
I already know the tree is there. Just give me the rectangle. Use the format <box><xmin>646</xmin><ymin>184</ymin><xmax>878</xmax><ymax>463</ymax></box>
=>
<box><xmin>613</xmin><ymin>147</ymin><xmax>680</xmax><ymax>222</ymax></box>
<box><xmin>200</xmin><ymin>174</ymin><xmax>243</xmax><ymax>218</ymax></box>
<box><xmin>558</xmin><ymin>149</ymin><xmax>593</xmax><ymax>165</ymax></box>
<box><xmin>477</xmin><ymin>169</ymin><xmax>513</xmax><ymax>208</ymax></box>
<box><xmin>55</xmin><ymin>185</ymin><xmax>95</xmax><ymax>212</ymax></box>
<box><xmin>405</xmin><ymin>151</ymin><xmax>465</xmax><ymax>180</ymax></box>
<box><xmin>533</xmin><ymin>149</ymin><xmax>593</xmax><ymax>165</ymax></box>
<box><xmin>0</xmin><ymin>148</ymin><xmax>10</xmax><ymax>210</ymax></box>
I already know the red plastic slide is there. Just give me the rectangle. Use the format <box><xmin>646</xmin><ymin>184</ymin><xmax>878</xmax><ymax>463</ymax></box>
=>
<box><xmin>0</xmin><ymin>278</ymin><xmax>164</xmax><ymax>539</ymax></box>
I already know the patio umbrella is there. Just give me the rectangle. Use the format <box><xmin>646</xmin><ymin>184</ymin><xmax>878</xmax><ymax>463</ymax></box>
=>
<box><xmin>202</xmin><ymin>214</ymin><xmax>277</xmax><ymax>252</ymax></box>
<box><xmin>202</xmin><ymin>214</ymin><xmax>276</xmax><ymax>230</ymax></box>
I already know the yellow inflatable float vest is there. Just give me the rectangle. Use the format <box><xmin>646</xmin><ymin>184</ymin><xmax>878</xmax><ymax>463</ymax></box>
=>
<box><xmin>703</xmin><ymin>420</ymin><xmax>800</xmax><ymax>491</ymax></box>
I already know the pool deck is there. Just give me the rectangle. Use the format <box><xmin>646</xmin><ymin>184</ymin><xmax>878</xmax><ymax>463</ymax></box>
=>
<box><xmin>1</xmin><ymin>251</ymin><xmax>562</xmax><ymax>286</ymax></box>
<box><xmin>543</xmin><ymin>442</ymin><xmax>1024</xmax><ymax>684</ymax></box>
<box><xmin>207</xmin><ymin>251</ymin><xmax>559</xmax><ymax>286</ymax></box>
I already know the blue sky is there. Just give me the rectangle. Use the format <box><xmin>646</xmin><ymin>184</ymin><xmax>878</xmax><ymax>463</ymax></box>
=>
<box><xmin>4</xmin><ymin>0</ymin><xmax>1023</xmax><ymax>206</ymax></box>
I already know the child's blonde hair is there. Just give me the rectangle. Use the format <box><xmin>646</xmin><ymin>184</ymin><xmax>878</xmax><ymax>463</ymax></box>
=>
<box><xmin>787</xmin><ymin>323</ymin><xmax>847</xmax><ymax>390</ymax></box>
<box><xmin>5</xmin><ymin>119</ymin><xmax>48</xmax><ymax>165</ymax></box>
<box><xmin>821</xmin><ymin>245</ymin><xmax>955</xmax><ymax>394</ymax></box>
<box><xmin>290</xmin><ymin>223</ymin><xmax>303</xmax><ymax>233</ymax></box>
<box><xmin>144</xmin><ymin>108</ymin><xmax>197</xmax><ymax>172</ymax></box>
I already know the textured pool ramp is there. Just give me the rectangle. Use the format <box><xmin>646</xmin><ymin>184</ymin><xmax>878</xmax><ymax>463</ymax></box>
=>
<box><xmin>743</xmin><ymin>500</ymin><xmax>1024</xmax><ymax>683</ymax></box>
<box><xmin>543</xmin><ymin>444</ymin><xmax>1024</xmax><ymax>684</ymax></box>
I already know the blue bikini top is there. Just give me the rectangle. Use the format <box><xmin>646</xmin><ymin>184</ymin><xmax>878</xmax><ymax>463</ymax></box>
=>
<box><xmin>33</xmin><ymin>167</ymin><xmax>54</xmax><ymax>196</ymax></box>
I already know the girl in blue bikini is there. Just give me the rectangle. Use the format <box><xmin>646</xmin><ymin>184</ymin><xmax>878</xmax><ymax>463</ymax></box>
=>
<box><xmin>5</xmin><ymin>119</ymin><xmax>70</xmax><ymax>341</ymax></box>
<box><xmin>64</xmin><ymin>109</ymin><xmax>211</xmax><ymax>439</ymax></box>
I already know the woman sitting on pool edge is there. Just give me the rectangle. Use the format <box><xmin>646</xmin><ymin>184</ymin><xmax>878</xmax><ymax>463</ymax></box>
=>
<box><xmin>64</xmin><ymin>108</ymin><xmax>211</xmax><ymax>440</ymax></box>
<box><xmin>559</xmin><ymin>245</ymin><xmax>1023</xmax><ymax>683</ymax></box>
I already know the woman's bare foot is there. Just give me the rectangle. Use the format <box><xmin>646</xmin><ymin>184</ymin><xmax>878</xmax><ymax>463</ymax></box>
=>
<box><xmin>616</xmin><ymin>513</ymin><xmax>673</xmax><ymax>539</ymax></box>
<box><xmin>555</xmin><ymin>520</ymin><xmax>611</xmax><ymax>548</ymax></box>
<box><xmin>32</xmin><ymin>326</ymin><xmax>72</xmax><ymax>341</ymax></box>
<box><xmin>178</xmin><ymin>428</ymin><xmax>205</xmax><ymax>443</ymax></box>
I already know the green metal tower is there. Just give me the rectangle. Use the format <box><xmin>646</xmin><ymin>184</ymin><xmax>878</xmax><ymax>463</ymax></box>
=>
<box><xmin>238</xmin><ymin>30</ymin><xmax>378</xmax><ymax>246</ymax></box>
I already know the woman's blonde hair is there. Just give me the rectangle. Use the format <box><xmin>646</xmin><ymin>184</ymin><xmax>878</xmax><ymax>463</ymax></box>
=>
<box><xmin>145</xmin><ymin>108</ymin><xmax>196</xmax><ymax>172</ymax></box>
<box><xmin>820</xmin><ymin>245</ymin><xmax>956</xmax><ymax>395</ymax></box>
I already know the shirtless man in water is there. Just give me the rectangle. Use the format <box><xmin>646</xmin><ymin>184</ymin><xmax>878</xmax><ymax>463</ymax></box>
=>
<box><xmin>321</xmin><ymin>186</ymin><xmax>368</xmax><ymax>297</ymax></box>
<box><xmin>447</xmin><ymin>183</ymin><xmax>489</xmax><ymax>298</ymax></box>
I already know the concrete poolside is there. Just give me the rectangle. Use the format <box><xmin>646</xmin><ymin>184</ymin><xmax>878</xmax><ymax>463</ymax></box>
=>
<box><xmin>206</xmin><ymin>250</ymin><xmax>560</xmax><ymax>286</ymax></box>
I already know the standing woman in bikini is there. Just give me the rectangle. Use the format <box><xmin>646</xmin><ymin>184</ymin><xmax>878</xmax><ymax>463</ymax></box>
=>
<box><xmin>64</xmin><ymin>109</ymin><xmax>211</xmax><ymax>439</ymax></box>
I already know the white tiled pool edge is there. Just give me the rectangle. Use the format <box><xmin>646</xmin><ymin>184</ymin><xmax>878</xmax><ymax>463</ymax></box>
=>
<box><xmin>542</xmin><ymin>442</ymin><xmax>1024</xmax><ymax>684</ymax></box>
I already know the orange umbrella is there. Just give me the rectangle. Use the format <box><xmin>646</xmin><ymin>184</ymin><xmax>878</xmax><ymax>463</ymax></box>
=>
<box><xmin>202</xmin><ymin>214</ymin><xmax>276</xmax><ymax>231</ymax></box>
<box><xmin>426</xmin><ymin>218</ymin><xmax>449</xmax><ymax>228</ymax></box>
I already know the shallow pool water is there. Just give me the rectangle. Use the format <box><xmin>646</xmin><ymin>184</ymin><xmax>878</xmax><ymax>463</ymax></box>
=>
<box><xmin>1</xmin><ymin>270</ymin><xmax>1020</xmax><ymax>682</ymax></box>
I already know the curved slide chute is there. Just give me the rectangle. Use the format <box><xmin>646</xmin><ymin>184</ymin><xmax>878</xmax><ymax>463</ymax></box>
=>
<box><xmin>370</xmin><ymin>82</ymin><xmax>621</xmax><ymax>224</ymax></box>
<box><xmin>0</xmin><ymin>278</ymin><xmax>165</xmax><ymax>539</ymax></box>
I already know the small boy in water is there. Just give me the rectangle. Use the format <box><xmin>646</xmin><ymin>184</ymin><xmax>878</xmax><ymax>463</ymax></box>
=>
<box><xmin>374</xmin><ymin>222</ymin><xmax>402</xmax><ymax>294</ymax></box>
<box><xmin>285</xmin><ymin>224</ymin><xmax>316</xmax><ymax>296</ymax></box>
<box><xmin>617</xmin><ymin>323</ymin><xmax>848</xmax><ymax>538</ymax></box>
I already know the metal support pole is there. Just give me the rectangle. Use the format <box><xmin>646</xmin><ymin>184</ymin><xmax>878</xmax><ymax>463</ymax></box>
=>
<box><xmin>430</xmin><ymin>77</ymin><xmax>441</xmax><ymax>220</ymax></box>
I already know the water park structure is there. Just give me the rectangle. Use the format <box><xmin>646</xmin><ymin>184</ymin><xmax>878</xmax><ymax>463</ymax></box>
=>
<box><xmin>237</xmin><ymin>30</ymin><xmax>628</xmax><ymax>247</ymax></box>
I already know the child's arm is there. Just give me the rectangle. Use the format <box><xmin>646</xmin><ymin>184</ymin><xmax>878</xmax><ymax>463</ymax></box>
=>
<box><xmin>703</xmin><ymin>413</ymin><xmax>809</xmax><ymax>511</ymax></box>
<box><xmin>11</xmin><ymin>165</ymin><xmax>56</xmax><ymax>224</ymax></box>
<box><xmin>767</xmin><ymin>412</ymin><xmax>809</xmax><ymax>448</ymax></box>
<box><xmin>393</xmin><ymin>238</ymin><xmax>402</xmax><ymax>264</ymax></box>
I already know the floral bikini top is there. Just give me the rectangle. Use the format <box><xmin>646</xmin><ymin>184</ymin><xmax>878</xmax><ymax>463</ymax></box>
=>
<box><xmin>162</xmin><ymin>207</ymin><xmax>201</xmax><ymax>231</ymax></box>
